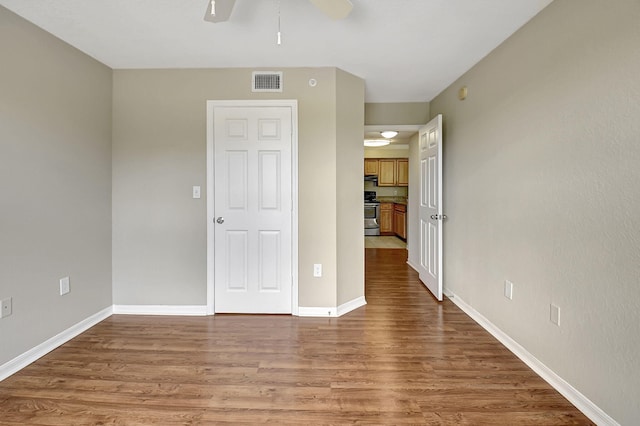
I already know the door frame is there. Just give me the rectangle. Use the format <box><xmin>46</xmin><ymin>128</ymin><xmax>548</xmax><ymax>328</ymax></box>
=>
<box><xmin>206</xmin><ymin>100</ymin><xmax>299</xmax><ymax>315</ymax></box>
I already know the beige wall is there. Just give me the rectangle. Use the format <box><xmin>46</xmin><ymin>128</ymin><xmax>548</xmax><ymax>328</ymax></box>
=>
<box><xmin>365</xmin><ymin>102</ymin><xmax>429</xmax><ymax>125</ymax></box>
<box><xmin>0</xmin><ymin>7</ymin><xmax>113</xmax><ymax>365</ymax></box>
<box><xmin>430</xmin><ymin>1</ymin><xmax>640</xmax><ymax>423</ymax></box>
<box><xmin>336</xmin><ymin>69</ymin><xmax>365</xmax><ymax>306</ymax></box>
<box><xmin>112</xmin><ymin>67</ymin><xmax>364</xmax><ymax>309</ymax></box>
<box><xmin>364</xmin><ymin>147</ymin><xmax>410</xmax><ymax>158</ymax></box>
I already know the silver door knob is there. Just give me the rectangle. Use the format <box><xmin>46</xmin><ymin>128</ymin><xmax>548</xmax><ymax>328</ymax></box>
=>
<box><xmin>216</xmin><ymin>217</ymin><xmax>224</xmax><ymax>224</ymax></box>
<box><xmin>430</xmin><ymin>215</ymin><xmax>437</xmax><ymax>220</ymax></box>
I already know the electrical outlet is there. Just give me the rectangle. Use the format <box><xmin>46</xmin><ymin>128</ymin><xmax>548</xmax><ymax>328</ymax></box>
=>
<box><xmin>504</xmin><ymin>280</ymin><xmax>513</xmax><ymax>300</ymax></box>
<box><xmin>60</xmin><ymin>276</ymin><xmax>70</xmax><ymax>295</ymax></box>
<box><xmin>550</xmin><ymin>304</ymin><xmax>561</xmax><ymax>326</ymax></box>
<box><xmin>192</xmin><ymin>186</ymin><xmax>201</xmax><ymax>199</ymax></box>
<box><xmin>1</xmin><ymin>297</ymin><xmax>12</xmax><ymax>318</ymax></box>
<box><xmin>313</xmin><ymin>264</ymin><xmax>322</xmax><ymax>278</ymax></box>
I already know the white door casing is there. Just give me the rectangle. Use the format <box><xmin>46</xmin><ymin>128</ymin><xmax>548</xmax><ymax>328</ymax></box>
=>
<box><xmin>206</xmin><ymin>100</ymin><xmax>298</xmax><ymax>314</ymax></box>
<box><xmin>418</xmin><ymin>114</ymin><xmax>443</xmax><ymax>301</ymax></box>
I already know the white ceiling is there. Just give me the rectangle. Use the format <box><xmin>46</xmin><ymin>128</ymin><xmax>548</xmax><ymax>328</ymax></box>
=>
<box><xmin>0</xmin><ymin>0</ymin><xmax>553</xmax><ymax>102</ymax></box>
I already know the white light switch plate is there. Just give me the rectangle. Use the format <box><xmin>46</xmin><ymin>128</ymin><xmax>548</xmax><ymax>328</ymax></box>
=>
<box><xmin>504</xmin><ymin>280</ymin><xmax>513</xmax><ymax>300</ymax></box>
<box><xmin>192</xmin><ymin>186</ymin><xmax>201</xmax><ymax>199</ymax></box>
<box><xmin>550</xmin><ymin>304</ymin><xmax>561</xmax><ymax>326</ymax></box>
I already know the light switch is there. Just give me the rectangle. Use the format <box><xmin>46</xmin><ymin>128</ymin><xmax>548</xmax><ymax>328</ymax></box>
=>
<box><xmin>192</xmin><ymin>186</ymin><xmax>201</xmax><ymax>199</ymax></box>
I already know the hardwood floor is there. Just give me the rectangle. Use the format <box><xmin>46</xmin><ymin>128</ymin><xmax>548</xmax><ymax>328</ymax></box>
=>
<box><xmin>0</xmin><ymin>249</ymin><xmax>592</xmax><ymax>425</ymax></box>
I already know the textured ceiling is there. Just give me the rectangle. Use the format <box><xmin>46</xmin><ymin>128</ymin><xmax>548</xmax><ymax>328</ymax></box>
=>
<box><xmin>0</xmin><ymin>0</ymin><xmax>553</xmax><ymax>102</ymax></box>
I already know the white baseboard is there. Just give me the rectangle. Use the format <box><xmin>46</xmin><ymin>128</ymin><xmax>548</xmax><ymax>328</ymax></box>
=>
<box><xmin>0</xmin><ymin>306</ymin><xmax>113</xmax><ymax>382</ymax></box>
<box><xmin>112</xmin><ymin>305</ymin><xmax>208</xmax><ymax>316</ymax></box>
<box><xmin>298</xmin><ymin>296</ymin><xmax>367</xmax><ymax>318</ymax></box>
<box><xmin>447</xmin><ymin>292</ymin><xmax>618</xmax><ymax>426</ymax></box>
<box><xmin>337</xmin><ymin>296</ymin><xmax>366</xmax><ymax>316</ymax></box>
<box><xmin>406</xmin><ymin>259</ymin><xmax>419</xmax><ymax>272</ymax></box>
<box><xmin>298</xmin><ymin>306</ymin><xmax>338</xmax><ymax>317</ymax></box>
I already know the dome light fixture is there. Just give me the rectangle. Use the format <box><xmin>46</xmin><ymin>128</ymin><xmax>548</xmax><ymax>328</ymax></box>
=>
<box><xmin>364</xmin><ymin>139</ymin><xmax>390</xmax><ymax>147</ymax></box>
<box><xmin>380</xmin><ymin>130</ymin><xmax>398</xmax><ymax>139</ymax></box>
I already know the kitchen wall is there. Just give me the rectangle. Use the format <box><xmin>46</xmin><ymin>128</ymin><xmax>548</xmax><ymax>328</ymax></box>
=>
<box><xmin>0</xmin><ymin>7</ymin><xmax>113</xmax><ymax>365</ymax></box>
<box><xmin>430</xmin><ymin>0</ymin><xmax>640</xmax><ymax>423</ymax></box>
<box><xmin>364</xmin><ymin>147</ymin><xmax>409</xmax><ymax>158</ymax></box>
<box><xmin>112</xmin><ymin>67</ymin><xmax>364</xmax><ymax>310</ymax></box>
<box><xmin>364</xmin><ymin>181</ymin><xmax>408</xmax><ymax>199</ymax></box>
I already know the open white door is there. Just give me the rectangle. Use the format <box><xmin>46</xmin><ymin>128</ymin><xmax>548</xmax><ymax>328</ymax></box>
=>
<box><xmin>207</xmin><ymin>101</ymin><xmax>297</xmax><ymax>314</ymax></box>
<box><xmin>418</xmin><ymin>114</ymin><xmax>444</xmax><ymax>301</ymax></box>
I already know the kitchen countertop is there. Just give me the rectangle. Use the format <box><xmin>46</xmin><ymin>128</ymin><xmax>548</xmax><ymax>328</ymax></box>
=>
<box><xmin>377</xmin><ymin>197</ymin><xmax>407</xmax><ymax>205</ymax></box>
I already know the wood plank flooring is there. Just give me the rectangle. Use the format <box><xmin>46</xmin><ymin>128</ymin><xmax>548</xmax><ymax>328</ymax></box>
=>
<box><xmin>0</xmin><ymin>249</ymin><xmax>592</xmax><ymax>425</ymax></box>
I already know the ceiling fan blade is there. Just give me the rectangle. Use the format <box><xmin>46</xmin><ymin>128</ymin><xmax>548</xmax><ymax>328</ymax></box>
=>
<box><xmin>309</xmin><ymin>0</ymin><xmax>353</xmax><ymax>20</ymax></box>
<box><xmin>204</xmin><ymin>0</ymin><xmax>236</xmax><ymax>23</ymax></box>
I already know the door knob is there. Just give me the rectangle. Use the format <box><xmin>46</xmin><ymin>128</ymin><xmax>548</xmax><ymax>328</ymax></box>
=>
<box><xmin>430</xmin><ymin>215</ymin><xmax>436</xmax><ymax>220</ymax></box>
<box><xmin>216</xmin><ymin>217</ymin><xmax>224</xmax><ymax>224</ymax></box>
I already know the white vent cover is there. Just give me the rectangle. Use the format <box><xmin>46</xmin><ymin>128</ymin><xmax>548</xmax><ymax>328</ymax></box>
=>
<box><xmin>252</xmin><ymin>71</ymin><xmax>283</xmax><ymax>92</ymax></box>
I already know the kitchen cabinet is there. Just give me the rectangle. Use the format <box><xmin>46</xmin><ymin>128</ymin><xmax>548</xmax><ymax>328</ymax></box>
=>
<box><xmin>378</xmin><ymin>159</ymin><xmax>397</xmax><ymax>186</ymax></box>
<box><xmin>396</xmin><ymin>159</ymin><xmax>409</xmax><ymax>186</ymax></box>
<box><xmin>377</xmin><ymin>159</ymin><xmax>408</xmax><ymax>186</ymax></box>
<box><xmin>364</xmin><ymin>159</ymin><xmax>379</xmax><ymax>176</ymax></box>
<box><xmin>379</xmin><ymin>203</ymin><xmax>394</xmax><ymax>235</ymax></box>
<box><xmin>394</xmin><ymin>203</ymin><xmax>407</xmax><ymax>240</ymax></box>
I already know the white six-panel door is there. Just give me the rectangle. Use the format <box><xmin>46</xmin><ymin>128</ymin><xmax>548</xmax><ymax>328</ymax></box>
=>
<box><xmin>418</xmin><ymin>114</ymin><xmax>443</xmax><ymax>301</ymax></box>
<box><xmin>208</xmin><ymin>103</ymin><xmax>294</xmax><ymax>314</ymax></box>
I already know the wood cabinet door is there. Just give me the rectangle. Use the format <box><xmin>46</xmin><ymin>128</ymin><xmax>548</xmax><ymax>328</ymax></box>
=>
<box><xmin>396</xmin><ymin>159</ymin><xmax>409</xmax><ymax>186</ymax></box>
<box><xmin>378</xmin><ymin>160</ymin><xmax>396</xmax><ymax>186</ymax></box>
<box><xmin>393</xmin><ymin>204</ymin><xmax>407</xmax><ymax>239</ymax></box>
<box><xmin>364</xmin><ymin>159</ymin><xmax>379</xmax><ymax>176</ymax></box>
<box><xmin>397</xmin><ymin>211</ymin><xmax>406</xmax><ymax>239</ymax></box>
<box><xmin>379</xmin><ymin>203</ymin><xmax>394</xmax><ymax>234</ymax></box>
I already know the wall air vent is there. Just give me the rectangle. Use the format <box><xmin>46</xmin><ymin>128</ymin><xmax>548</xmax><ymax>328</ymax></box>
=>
<box><xmin>252</xmin><ymin>71</ymin><xmax>283</xmax><ymax>92</ymax></box>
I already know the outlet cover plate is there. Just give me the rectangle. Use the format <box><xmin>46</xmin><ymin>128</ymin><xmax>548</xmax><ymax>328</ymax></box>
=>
<box><xmin>1</xmin><ymin>297</ymin><xmax>12</xmax><ymax>318</ymax></box>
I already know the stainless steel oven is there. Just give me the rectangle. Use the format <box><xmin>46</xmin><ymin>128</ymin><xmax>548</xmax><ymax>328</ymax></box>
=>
<box><xmin>364</xmin><ymin>191</ymin><xmax>380</xmax><ymax>236</ymax></box>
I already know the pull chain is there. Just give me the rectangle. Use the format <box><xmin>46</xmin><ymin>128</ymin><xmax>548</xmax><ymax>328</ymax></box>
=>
<box><xmin>277</xmin><ymin>0</ymin><xmax>282</xmax><ymax>45</ymax></box>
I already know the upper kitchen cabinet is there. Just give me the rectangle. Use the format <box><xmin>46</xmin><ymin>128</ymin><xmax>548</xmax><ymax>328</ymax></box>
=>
<box><xmin>397</xmin><ymin>159</ymin><xmax>408</xmax><ymax>186</ymax></box>
<box><xmin>378</xmin><ymin>159</ymin><xmax>396</xmax><ymax>186</ymax></box>
<box><xmin>378</xmin><ymin>159</ymin><xmax>408</xmax><ymax>187</ymax></box>
<box><xmin>364</xmin><ymin>159</ymin><xmax>379</xmax><ymax>176</ymax></box>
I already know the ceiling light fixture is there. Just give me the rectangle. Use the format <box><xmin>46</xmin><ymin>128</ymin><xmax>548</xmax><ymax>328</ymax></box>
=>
<box><xmin>380</xmin><ymin>130</ymin><xmax>398</xmax><ymax>139</ymax></box>
<box><xmin>364</xmin><ymin>139</ymin><xmax>390</xmax><ymax>147</ymax></box>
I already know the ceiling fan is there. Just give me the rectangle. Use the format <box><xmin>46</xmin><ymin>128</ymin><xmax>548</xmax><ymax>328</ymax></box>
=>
<box><xmin>204</xmin><ymin>0</ymin><xmax>354</xmax><ymax>23</ymax></box>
